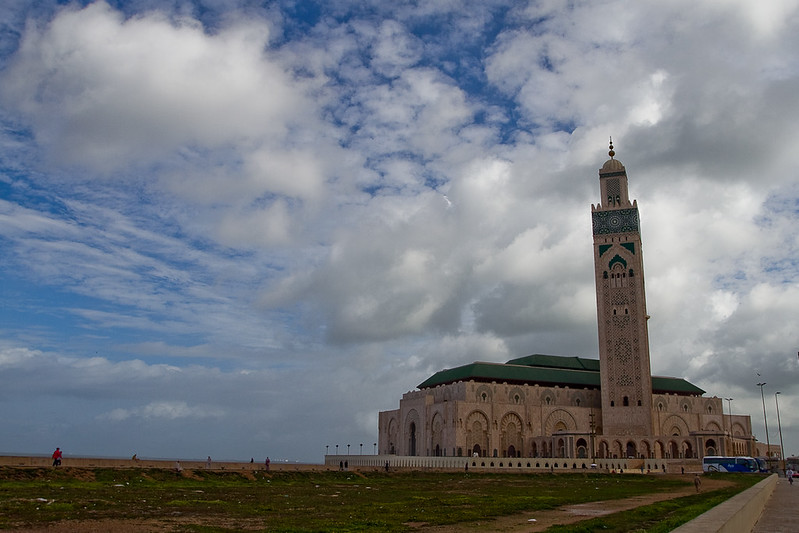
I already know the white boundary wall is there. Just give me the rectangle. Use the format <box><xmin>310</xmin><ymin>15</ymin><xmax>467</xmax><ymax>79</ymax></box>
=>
<box><xmin>325</xmin><ymin>454</ymin><xmax>699</xmax><ymax>473</ymax></box>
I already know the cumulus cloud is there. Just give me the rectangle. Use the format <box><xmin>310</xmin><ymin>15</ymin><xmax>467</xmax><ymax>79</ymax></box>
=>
<box><xmin>0</xmin><ymin>0</ymin><xmax>798</xmax><ymax>461</ymax></box>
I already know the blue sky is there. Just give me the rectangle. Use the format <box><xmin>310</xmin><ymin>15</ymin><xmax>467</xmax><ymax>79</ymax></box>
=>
<box><xmin>1</xmin><ymin>0</ymin><xmax>798</xmax><ymax>463</ymax></box>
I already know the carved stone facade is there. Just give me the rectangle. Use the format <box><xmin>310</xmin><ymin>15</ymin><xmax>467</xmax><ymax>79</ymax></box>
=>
<box><xmin>378</xmin><ymin>360</ymin><xmax>755</xmax><ymax>460</ymax></box>
<box><xmin>378</xmin><ymin>145</ymin><xmax>760</xmax><ymax>461</ymax></box>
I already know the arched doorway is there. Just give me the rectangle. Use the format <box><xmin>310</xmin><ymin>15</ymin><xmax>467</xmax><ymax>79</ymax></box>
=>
<box><xmin>409</xmin><ymin>422</ymin><xmax>417</xmax><ymax>456</ymax></box>
<box><xmin>507</xmin><ymin>445</ymin><xmax>517</xmax><ymax>458</ymax></box>
<box><xmin>576</xmin><ymin>438</ymin><xmax>588</xmax><ymax>458</ymax></box>
<box><xmin>669</xmin><ymin>441</ymin><xmax>679</xmax><ymax>458</ymax></box>
<box><xmin>472</xmin><ymin>444</ymin><xmax>482</xmax><ymax>457</ymax></box>
<box><xmin>598</xmin><ymin>441</ymin><xmax>610</xmax><ymax>459</ymax></box>
<box><xmin>626</xmin><ymin>441</ymin><xmax>637</xmax><ymax>459</ymax></box>
<box><xmin>557</xmin><ymin>438</ymin><xmax>567</xmax><ymax>458</ymax></box>
<box><xmin>705</xmin><ymin>439</ymin><xmax>717</xmax><ymax>456</ymax></box>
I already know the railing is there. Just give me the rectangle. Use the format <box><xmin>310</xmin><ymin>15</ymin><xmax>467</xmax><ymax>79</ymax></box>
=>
<box><xmin>325</xmin><ymin>454</ymin><xmax>700</xmax><ymax>473</ymax></box>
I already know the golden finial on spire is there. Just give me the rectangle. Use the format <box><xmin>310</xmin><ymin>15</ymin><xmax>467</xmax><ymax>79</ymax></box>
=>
<box><xmin>608</xmin><ymin>136</ymin><xmax>615</xmax><ymax>159</ymax></box>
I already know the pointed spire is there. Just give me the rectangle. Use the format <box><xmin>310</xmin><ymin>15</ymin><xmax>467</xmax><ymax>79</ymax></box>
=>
<box><xmin>608</xmin><ymin>137</ymin><xmax>615</xmax><ymax>159</ymax></box>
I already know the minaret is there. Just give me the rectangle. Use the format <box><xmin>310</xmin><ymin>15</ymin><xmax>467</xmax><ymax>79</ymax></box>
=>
<box><xmin>591</xmin><ymin>139</ymin><xmax>653</xmax><ymax>436</ymax></box>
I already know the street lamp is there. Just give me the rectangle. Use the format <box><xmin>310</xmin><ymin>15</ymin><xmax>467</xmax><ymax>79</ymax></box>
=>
<box><xmin>347</xmin><ymin>444</ymin><xmax>350</xmax><ymax>455</ymax></box>
<box><xmin>725</xmin><ymin>398</ymin><xmax>733</xmax><ymax>455</ymax></box>
<box><xmin>373</xmin><ymin>443</ymin><xmax>377</xmax><ymax>455</ymax></box>
<box><xmin>776</xmin><ymin>392</ymin><xmax>785</xmax><ymax>471</ymax></box>
<box><xmin>757</xmin><ymin>382</ymin><xmax>771</xmax><ymax>464</ymax></box>
<box><xmin>326</xmin><ymin>445</ymin><xmax>329</xmax><ymax>456</ymax></box>
<box><xmin>335</xmin><ymin>444</ymin><xmax>339</xmax><ymax>455</ymax></box>
<box><xmin>360</xmin><ymin>443</ymin><xmax>363</xmax><ymax>455</ymax></box>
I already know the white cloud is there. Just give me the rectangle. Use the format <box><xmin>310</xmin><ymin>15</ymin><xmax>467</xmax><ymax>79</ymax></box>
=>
<box><xmin>101</xmin><ymin>401</ymin><xmax>225</xmax><ymax>421</ymax></box>
<box><xmin>1</xmin><ymin>1</ymin><xmax>309</xmax><ymax>174</ymax></box>
<box><xmin>0</xmin><ymin>0</ymin><xmax>798</xmax><ymax>462</ymax></box>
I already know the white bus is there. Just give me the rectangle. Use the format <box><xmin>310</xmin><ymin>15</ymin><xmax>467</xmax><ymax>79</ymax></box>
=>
<box><xmin>702</xmin><ymin>456</ymin><xmax>759</xmax><ymax>473</ymax></box>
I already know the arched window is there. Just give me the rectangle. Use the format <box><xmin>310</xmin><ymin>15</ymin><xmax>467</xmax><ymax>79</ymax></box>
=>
<box><xmin>623</xmin><ymin>396</ymin><xmax>629</xmax><ymax>406</ymax></box>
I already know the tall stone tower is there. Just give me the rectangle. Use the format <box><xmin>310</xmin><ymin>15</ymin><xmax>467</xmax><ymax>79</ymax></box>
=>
<box><xmin>591</xmin><ymin>140</ymin><xmax>654</xmax><ymax>436</ymax></box>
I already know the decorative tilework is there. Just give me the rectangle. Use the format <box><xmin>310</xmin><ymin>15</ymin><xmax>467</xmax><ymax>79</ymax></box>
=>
<box><xmin>592</xmin><ymin>208</ymin><xmax>639</xmax><ymax>235</ymax></box>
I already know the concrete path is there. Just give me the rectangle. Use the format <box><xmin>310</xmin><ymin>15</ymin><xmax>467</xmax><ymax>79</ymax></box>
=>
<box><xmin>751</xmin><ymin>477</ymin><xmax>798</xmax><ymax>532</ymax></box>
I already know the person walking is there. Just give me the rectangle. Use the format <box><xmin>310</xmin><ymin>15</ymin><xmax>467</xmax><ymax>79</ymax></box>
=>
<box><xmin>51</xmin><ymin>447</ymin><xmax>62</xmax><ymax>467</ymax></box>
<box><xmin>694</xmin><ymin>473</ymin><xmax>702</xmax><ymax>492</ymax></box>
<box><xmin>786</xmin><ymin>468</ymin><xmax>794</xmax><ymax>485</ymax></box>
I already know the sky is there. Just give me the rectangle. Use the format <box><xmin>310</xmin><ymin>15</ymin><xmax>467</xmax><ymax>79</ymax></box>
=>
<box><xmin>0</xmin><ymin>0</ymin><xmax>798</xmax><ymax>464</ymax></box>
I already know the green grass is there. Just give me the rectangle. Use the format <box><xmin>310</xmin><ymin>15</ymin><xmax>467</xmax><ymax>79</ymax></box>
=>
<box><xmin>0</xmin><ymin>467</ymin><xmax>760</xmax><ymax>532</ymax></box>
<box><xmin>544</xmin><ymin>473</ymin><xmax>763</xmax><ymax>532</ymax></box>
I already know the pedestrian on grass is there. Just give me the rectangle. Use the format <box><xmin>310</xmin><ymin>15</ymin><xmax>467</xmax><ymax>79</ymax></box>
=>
<box><xmin>694</xmin><ymin>473</ymin><xmax>701</xmax><ymax>492</ymax></box>
<box><xmin>52</xmin><ymin>447</ymin><xmax>62</xmax><ymax>467</ymax></box>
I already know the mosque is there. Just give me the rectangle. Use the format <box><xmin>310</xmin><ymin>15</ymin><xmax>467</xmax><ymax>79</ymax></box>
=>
<box><xmin>377</xmin><ymin>143</ymin><xmax>768</xmax><ymax>463</ymax></box>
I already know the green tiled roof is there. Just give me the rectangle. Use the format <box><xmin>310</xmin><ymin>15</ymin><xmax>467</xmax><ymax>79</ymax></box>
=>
<box><xmin>652</xmin><ymin>376</ymin><xmax>705</xmax><ymax>395</ymax></box>
<box><xmin>507</xmin><ymin>354</ymin><xmax>601</xmax><ymax>371</ymax></box>
<box><xmin>418</xmin><ymin>353</ymin><xmax>705</xmax><ymax>396</ymax></box>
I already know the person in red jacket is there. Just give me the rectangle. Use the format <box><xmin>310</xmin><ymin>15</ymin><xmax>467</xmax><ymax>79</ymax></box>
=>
<box><xmin>52</xmin><ymin>447</ymin><xmax>62</xmax><ymax>467</ymax></box>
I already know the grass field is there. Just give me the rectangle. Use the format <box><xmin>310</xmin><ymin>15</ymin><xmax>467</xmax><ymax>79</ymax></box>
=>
<box><xmin>0</xmin><ymin>467</ymin><xmax>762</xmax><ymax>532</ymax></box>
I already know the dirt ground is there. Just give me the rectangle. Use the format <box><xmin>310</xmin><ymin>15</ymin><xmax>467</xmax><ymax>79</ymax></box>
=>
<box><xmin>8</xmin><ymin>475</ymin><xmax>732</xmax><ymax>533</ymax></box>
<box><xmin>417</xmin><ymin>475</ymin><xmax>733</xmax><ymax>532</ymax></box>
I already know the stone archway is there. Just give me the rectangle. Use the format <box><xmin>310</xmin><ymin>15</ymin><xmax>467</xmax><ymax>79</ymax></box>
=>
<box><xmin>404</xmin><ymin>409</ymin><xmax>420</xmax><ymax>456</ymax></box>
<box><xmin>500</xmin><ymin>412</ymin><xmax>524</xmax><ymax>458</ymax></box>
<box><xmin>669</xmin><ymin>440</ymin><xmax>679</xmax><ymax>458</ymax></box>
<box><xmin>576</xmin><ymin>438</ymin><xmax>588</xmax><ymax>458</ymax></box>
<box><xmin>466</xmin><ymin>410</ymin><xmax>489</xmax><ymax>458</ymax></box>
<box><xmin>431</xmin><ymin>412</ymin><xmax>444</xmax><ymax>456</ymax></box>
<box><xmin>625</xmin><ymin>441</ymin><xmax>637</xmax><ymax>459</ymax></box>
<box><xmin>661</xmin><ymin>414</ymin><xmax>690</xmax><ymax>437</ymax></box>
<box><xmin>387</xmin><ymin>417</ymin><xmax>398</xmax><ymax>455</ymax></box>
<box><xmin>544</xmin><ymin>409</ymin><xmax>577</xmax><ymax>435</ymax></box>
<box><xmin>598</xmin><ymin>440</ymin><xmax>610</xmax><ymax>459</ymax></box>
<box><xmin>705</xmin><ymin>438</ymin><xmax>717</xmax><ymax>456</ymax></box>
<box><xmin>682</xmin><ymin>440</ymin><xmax>694</xmax><ymax>459</ymax></box>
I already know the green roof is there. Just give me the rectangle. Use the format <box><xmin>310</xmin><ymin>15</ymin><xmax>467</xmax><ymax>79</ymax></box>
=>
<box><xmin>418</xmin><ymin>353</ymin><xmax>705</xmax><ymax>396</ymax></box>
<box><xmin>507</xmin><ymin>354</ymin><xmax>601</xmax><ymax>371</ymax></box>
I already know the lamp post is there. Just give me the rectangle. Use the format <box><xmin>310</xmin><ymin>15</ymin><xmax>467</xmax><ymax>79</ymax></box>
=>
<box><xmin>776</xmin><ymin>392</ymin><xmax>785</xmax><ymax>471</ymax></box>
<box><xmin>335</xmin><ymin>444</ymin><xmax>338</xmax><ymax>455</ymax></box>
<box><xmin>373</xmin><ymin>442</ymin><xmax>377</xmax><ymax>455</ymax></box>
<box><xmin>757</xmin><ymin>382</ymin><xmax>770</xmax><ymax>464</ymax></box>
<box><xmin>360</xmin><ymin>443</ymin><xmax>363</xmax><ymax>455</ymax></box>
<box><xmin>725</xmin><ymin>398</ymin><xmax>733</xmax><ymax>455</ymax></box>
<box><xmin>347</xmin><ymin>444</ymin><xmax>350</xmax><ymax>455</ymax></box>
<box><xmin>326</xmin><ymin>445</ymin><xmax>329</xmax><ymax>456</ymax></box>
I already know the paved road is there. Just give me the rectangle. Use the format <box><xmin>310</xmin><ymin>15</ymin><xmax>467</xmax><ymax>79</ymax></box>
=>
<box><xmin>751</xmin><ymin>477</ymin><xmax>797</xmax><ymax>532</ymax></box>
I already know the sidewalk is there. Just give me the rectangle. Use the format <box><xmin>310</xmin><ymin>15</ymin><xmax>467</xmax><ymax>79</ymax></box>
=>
<box><xmin>751</xmin><ymin>477</ymin><xmax>798</xmax><ymax>532</ymax></box>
